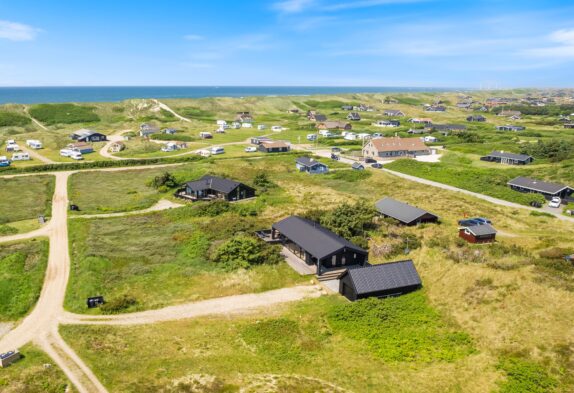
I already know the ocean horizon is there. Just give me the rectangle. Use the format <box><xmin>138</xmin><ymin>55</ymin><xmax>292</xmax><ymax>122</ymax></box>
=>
<box><xmin>0</xmin><ymin>86</ymin><xmax>467</xmax><ymax>105</ymax></box>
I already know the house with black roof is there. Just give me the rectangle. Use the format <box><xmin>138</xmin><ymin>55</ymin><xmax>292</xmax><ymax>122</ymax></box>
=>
<box><xmin>384</xmin><ymin>109</ymin><xmax>405</xmax><ymax>117</ymax></box>
<box><xmin>271</xmin><ymin>216</ymin><xmax>368</xmax><ymax>275</ymax></box>
<box><xmin>176</xmin><ymin>175</ymin><xmax>255</xmax><ymax>202</ymax></box>
<box><xmin>352</xmin><ymin>162</ymin><xmax>365</xmax><ymax>170</ymax></box>
<box><xmin>295</xmin><ymin>157</ymin><xmax>329</xmax><ymax>174</ymax></box>
<box><xmin>375</xmin><ymin>197</ymin><xmax>438</xmax><ymax>225</ymax></box>
<box><xmin>508</xmin><ymin>176</ymin><xmax>573</xmax><ymax>201</ymax></box>
<box><xmin>467</xmin><ymin>115</ymin><xmax>486</xmax><ymax>122</ymax></box>
<box><xmin>480</xmin><ymin>151</ymin><xmax>533</xmax><ymax>165</ymax></box>
<box><xmin>459</xmin><ymin>224</ymin><xmax>497</xmax><ymax>244</ymax></box>
<box><xmin>496</xmin><ymin>125</ymin><xmax>525</xmax><ymax>131</ymax></box>
<box><xmin>70</xmin><ymin>129</ymin><xmax>107</xmax><ymax>142</ymax></box>
<box><xmin>339</xmin><ymin>260</ymin><xmax>422</xmax><ymax>301</ymax></box>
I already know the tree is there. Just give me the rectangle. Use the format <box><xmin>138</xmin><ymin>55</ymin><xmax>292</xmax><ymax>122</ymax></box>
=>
<box><xmin>318</xmin><ymin>200</ymin><xmax>377</xmax><ymax>240</ymax></box>
<box><xmin>212</xmin><ymin>235</ymin><xmax>281</xmax><ymax>271</ymax></box>
<box><xmin>147</xmin><ymin>172</ymin><xmax>179</xmax><ymax>190</ymax></box>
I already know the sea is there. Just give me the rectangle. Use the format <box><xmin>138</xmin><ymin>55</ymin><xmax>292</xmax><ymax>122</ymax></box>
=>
<box><xmin>0</xmin><ymin>86</ymin><xmax>463</xmax><ymax>105</ymax></box>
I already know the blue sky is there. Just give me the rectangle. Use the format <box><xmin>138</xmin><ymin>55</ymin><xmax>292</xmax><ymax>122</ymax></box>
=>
<box><xmin>1</xmin><ymin>0</ymin><xmax>574</xmax><ymax>87</ymax></box>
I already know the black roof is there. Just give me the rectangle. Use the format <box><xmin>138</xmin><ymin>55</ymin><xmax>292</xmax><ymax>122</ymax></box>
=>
<box><xmin>272</xmin><ymin>216</ymin><xmax>366</xmax><ymax>260</ymax></box>
<box><xmin>463</xmin><ymin>224</ymin><xmax>497</xmax><ymax>236</ymax></box>
<box><xmin>352</xmin><ymin>162</ymin><xmax>364</xmax><ymax>169</ymax></box>
<box><xmin>295</xmin><ymin>157</ymin><xmax>327</xmax><ymax>168</ymax></box>
<box><xmin>375</xmin><ymin>197</ymin><xmax>437</xmax><ymax>224</ymax></box>
<box><xmin>314</xmin><ymin>114</ymin><xmax>327</xmax><ymax>121</ymax></box>
<box><xmin>185</xmin><ymin>175</ymin><xmax>250</xmax><ymax>194</ymax></box>
<box><xmin>507</xmin><ymin>176</ymin><xmax>571</xmax><ymax>194</ymax></box>
<box><xmin>485</xmin><ymin>151</ymin><xmax>532</xmax><ymax>162</ymax></box>
<box><xmin>343</xmin><ymin>260</ymin><xmax>421</xmax><ymax>295</ymax></box>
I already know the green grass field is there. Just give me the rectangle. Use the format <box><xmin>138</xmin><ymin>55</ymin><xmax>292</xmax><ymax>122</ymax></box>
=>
<box><xmin>0</xmin><ymin>175</ymin><xmax>54</xmax><ymax>224</ymax></box>
<box><xmin>0</xmin><ymin>240</ymin><xmax>49</xmax><ymax>321</ymax></box>
<box><xmin>0</xmin><ymin>344</ymin><xmax>75</xmax><ymax>393</ymax></box>
<box><xmin>60</xmin><ymin>294</ymin><xmax>498</xmax><ymax>393</ymax></box>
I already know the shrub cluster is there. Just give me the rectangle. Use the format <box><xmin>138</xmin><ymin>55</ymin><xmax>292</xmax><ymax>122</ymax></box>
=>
<box><xmin>28</xmin><ymin>103</ymin><xmax>100</xmax><ymax>125</ymax></box>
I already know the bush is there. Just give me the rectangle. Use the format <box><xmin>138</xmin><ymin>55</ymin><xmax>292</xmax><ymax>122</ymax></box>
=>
<box><xmin>0</xmin><ymin>111</ymin><xmax>31</xmax><ymax>127</ymax></box>
<box><xmin>28</xmin><ymin>103</ymin><xmax>100</xmax><ymax>125</ymax></box>
<box><xmin>100</xmin><ymin>294</ymin><xmax>138</xmax><ymax>314</ymax></box>
<box><xmin>521</xmin><ymin>139</ymin><xmax>574</xmax><ymax>162</ymax></box>
<box><xmin>327</xmin><ymin>292</ymin><xmax>475</xmax><ymax>363</ymax></box>
<box><xmin>150</xmin><ymin>133</ymin><xmax>195</xmax><ymax>142</ymax></box>
<box><xmin>496</xmin><ymin>357</ymin><xmax>557</xmax><ymax>393</ymax></box>
<box><xmin>253</xmin><ymin>172</ymin><xmax>276</xmax><ymax>191</ymax></box>
<box><xmin>193</xmin><ymin>200</ymin><xmax>233</xmax><ymax>217</ymax></box>
<box><xmin>212</xmin><ymin>235</ymin><xmax>280</xmax><ymax>271</ymax></box>
<box><xmin>147</xmin><ymin>172</ymin><xmax>179</xmax><ymax>190</ymax></box>
<box><xmin>0</xmin><ymin>225</ymin><xmax>18</xmax><ymax>235</ymax></box>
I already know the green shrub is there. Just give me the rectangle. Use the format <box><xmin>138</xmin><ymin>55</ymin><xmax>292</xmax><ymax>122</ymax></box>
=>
<box><xmin>150</xmin><ymin>133</ymin><xmax>195</xmax><ymax>142</ymax></box>
<box><xmin>0</xmin><ymin>225</ymin><xmax>18</xmax><ymax>235</ymax></box>
<box><xmin>100</xmin><ymin>294</ymin><xmax>138</xmax><ymax>314</ymax></box>
<box><xmin>147</xmin><ymin>172</ymin><xmax>179</xmax><ymax>190</ymax></box>
<box><xmin>327</xmin><ymin>292</ymin><xmax>475</xmax><ymax>363</ymax></box>
<box><xmin>212</xmin><ymin>235</ymin><xmax>281</xmax><ymax>271</ymax></box>
<box><xmin>497</xmin><ymin>357</ymin><xmax>557</xmax><ymax>393</ymax></box>
<box><xmin>28</xmin><ymin>103</ymin><xmax>100</xmax><ymax>125</ymax></box>
<box><xmin>0</xmin><ymin>111</ymin><xmax>31</xmax><ymax>127</ymax></box>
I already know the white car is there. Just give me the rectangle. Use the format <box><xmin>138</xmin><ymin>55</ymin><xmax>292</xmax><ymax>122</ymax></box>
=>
<box><xmin>548</xmin><ymin>197</ymin><xmax>562</xmax><ymax>208</ymax></box>
<box><xmin>60</xmin><ymin>149</ymin><xmax>73</xmax><ymax>157</ymax></box>
<box><xmin>70</xmin><ymin>152</ymin><xmax>84</xmax><ymax>160</ymax></box>
<box><xmin>245</xmin><ymin>146</ymin><xmax>257</xmax><ymax>152</ymax></box>
<box><xmin>271</xmin><ymin>126</ymin><xmax>283</xmax><ymax>132</ymax></box>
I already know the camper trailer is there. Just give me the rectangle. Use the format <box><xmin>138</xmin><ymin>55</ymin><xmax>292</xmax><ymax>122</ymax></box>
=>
<box><xmin>210</xmin><ymin>146</ymin><xmax>225</xmax><ymax>155</ymax></box>
<box><xmin>12</xmin><ymin>152</ymin><xmax>30</xmax><ymax>161</ymax></box>
<box><xmin>26</xmin><ymin>140</ymin><xmax>43</xmax><ymax>149</ymax></box>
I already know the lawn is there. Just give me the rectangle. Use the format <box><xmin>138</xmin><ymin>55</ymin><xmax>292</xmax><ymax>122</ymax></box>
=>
<box><xmin>0</xmin><ymin>240</ymin><xmax>49</xmax><ymax>321</ymax></box>
<box><xmin>64</xmin><ymin>209</ymin><xmax>306</xmax><ymax>314</ymax></box>
<box><xmin>0</xmin><ymin>175</ymin><xmax>54</xmax><ymax>224</ymax></box>
<box><xmin>0</xmin><ymin>344</ymin><xmax>75</xmax><ymax>393</ymax></box>
<box><xmin>60</xmin><ymin>294</ymin><xmax>496</xmax><ymax>393</ymax></box>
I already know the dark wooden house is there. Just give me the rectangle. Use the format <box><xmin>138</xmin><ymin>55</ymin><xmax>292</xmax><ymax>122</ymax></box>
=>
<box><xmin>375</xmin><ymin>197</ymin><xmax>438</xmax><ymax>225</ymax></box>
<box><xmin>508</xmin><ymin>176</ymin><xmax>573</xmax><ymax>201</ymax></box>
<box><xmin>480</xmin><ymin>151</ymin><xmax>533</xmax><ymax>165</ymax></box>
<box><xmin>271</xmin><ymin>216</ymin><xmax>368</xmax><ymax>275</ymax></box>
<box><xmin>70</xmin><ymin>129</ymin><xmax>107</xmax><ymax>142</ymax></box>
<box><xmin>258</xmin><ymin>141</ymin><xmax>290</xmax><ymax>153</ymax></box>
<box><xmin>177</xmin><ymin>175</ymin><xmax>255</xmax><ymax>201</ymax></box>
<box><xmin>459</xmin><ymin>224</ymin><xmax>497</xmax><ymax>244</ymax></box>
<box><xmin>339</xmin><ymin>260</ymin><xmax>422</xmax><ymax>301</ymax></box>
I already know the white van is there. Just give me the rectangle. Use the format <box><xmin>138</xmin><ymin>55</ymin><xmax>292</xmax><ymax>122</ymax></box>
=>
<box><xmin>307</xmin><ymin>134</ymin><xmax>317</xmax><ymax>141</ymax></box>
<box><xmin>198</xmin><ymin>149</ymin><xmax>211</xmax><ymax>157</ymax></box>
<box><xmin>210</xmin><ymin>146</ymin><xmax>225</xmax><ymax>155</ymax></box>
<box><xmin>26</xmin><ymin>140</ymin><xmax>43</xmax><ymax>149</ymax></box>
<box><xmin>12</xmin><ymin>152</ymin><xmax>30</xmax><ymax>161</ymax></box>
<box><xmin>60</xmin><ymin>149</ymin><xmax>73</xmax><ymax>157</ymax></box>
<box><xmin>70</xmin><ymin>152</ymin><xmax>84</xmax><ymax>160</ymax></box>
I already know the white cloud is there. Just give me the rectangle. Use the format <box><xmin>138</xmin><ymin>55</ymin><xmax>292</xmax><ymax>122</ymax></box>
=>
<box><xmin>272</xmin><ymin>0</ymin><xmax>315</xmax><ymax>14</ymax></box>
<box><xmin>323</xmin><ymin>0</ymin><xmax>426</xmax><ymax>11</ymax></box>
<box><xmin>520</xmin><ymin>28</ymin><xmax>574</xmax><ymax>58</ymax></box>
<box><xmin>184</xmin><ymin>34</ymin><xmax>205</xmax><ymax>41</ymax></box>
<box><xmin>0</xmin><ymin>20</ymin><xmax>41</xmax><ymax>41</ymax></box>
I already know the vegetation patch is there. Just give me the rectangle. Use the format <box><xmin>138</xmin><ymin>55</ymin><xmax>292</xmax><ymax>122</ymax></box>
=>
<box><xmin>496</xmin><ymin>357</ymin><xmax>557</xmax><ymax>393</ymax></box>
<box><xmin>327</xmin><ymin>169</ymin><xmax>371</xmax><ymax>182</ymax></box>
<box><xmin>0</xmin><ymin>111</ymin><xmax>31</xmax><ymax>127</ymax></box>
<box><xmin>0</xmin><ymin>175</ymin><xmax>54</xmax><ymax>223</ymax></box>
<box><xmin>0</xmin><ymin>344</ymin><xmax>72</xmax><ymax>392</ymax></box>
<box><xmin>327</xmin><ymin>292</ymin><xmax>475</xmax><ymax>363</ymax></box>
<box><xmin>0</xmin><ymin>240</ymin><xmax>49</xmax><ymax>320</ymax></box>
<box><xmin>28</xmin><ymin>103</ymin><xmax>100</xmax><ymax>125</ymax></box>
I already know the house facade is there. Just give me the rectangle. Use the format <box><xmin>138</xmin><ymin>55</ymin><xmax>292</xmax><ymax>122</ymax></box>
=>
<box><xmin>363</xmin><ymin>136</ymin><xmax>431</xmax><ymax>159</ymax></box>
<box><xmin>480</xmin><ymin>151</ymin><xmax>533</xmax><ymax>165</ymax></box>
<box><xmin>70</xmin><ymin>129</ymin><xmax>107</xmax><ymax>142</ymax></box>
<box><xmin>295</xmin><ymin>157</ymin><xmax>329</xmax><ymax>174</ymax></box>
<box><xmin>316</xmin><ymin>121</ymin><xmax>352</xmax><ymax>130</ymax></box>
<box><xmin>258</xmin><ymin>141</ymin><xmax>290</xmax><ymax>153</ymax></box>
<box><xmin>177</xmin><ymin>175</ymin><xmax>255</xmax><ymax>202</ymax></box>
<box><xmin>508</xmin><ymin>176</ymin><xmax>573</xmax><ymax>201</ymax></box>
<box><xmin>270</xmin><ymin>216</ymin><xmax>368</xmax><ymax>276</ymax></box>
<box><xmin>459</xmin><ymin>224</ymin><xmax>497</xmax><ymax>244</ymax></box>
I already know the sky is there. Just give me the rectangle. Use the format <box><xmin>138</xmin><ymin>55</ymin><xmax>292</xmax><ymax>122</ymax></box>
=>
<box><xmin>1</xmin><ymin>0</ymin><xmax>574</xmax><ymax>87</ymax></box>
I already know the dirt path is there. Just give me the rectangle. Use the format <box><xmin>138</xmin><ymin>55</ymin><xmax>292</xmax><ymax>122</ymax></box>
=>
<box><xmin>98</xmin><ymin>129</ymin><xmax>132</xmax><ymax>160</ymax></box>
<box><xmin>61</xmin><ymin>285</ymin><xmax>322</xmax><ymax>326</ymax></box>
<box><xmin>71</xmin><ymin>199</ymin><xmax>183</xmax><ymax>219</ymax></box>
<box><xmin>19</xmin><ymin>144</ymin><xmax>56</xmax><ymax>164</ymax></box>
<box><xmin>23</xmin><ymin>106</ymin><xmax>48</xmax><ymax>130</ymax></box>
<box><xmin>152</xmin><ymin>99</ymin><xmax>191</xmax><ymax>122</ymax></box>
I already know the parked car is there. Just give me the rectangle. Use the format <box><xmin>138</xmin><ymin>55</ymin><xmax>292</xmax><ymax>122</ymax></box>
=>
<box><xmin>364</xmin><ymin>157</ymin><xmax>376</xmax><ymax>164</ymax></box>
<box><xmin>548</xmin><ymin>197</ymin><xmax>562</xmax><ymax>208</ymax></box>
<box><xmin>331</xmin><ymin>147</ymin><xmax>341</xmax><ymax>153</ymax></box>
<box><xmin>70</xmin><ymin>152</ymin><xmax>83</xmax><ymax>160</ymax></box>
<box><xmin>372</xmin><ymin>133</ymin><xmax>383</xmax><ymax>138</ymax></box>
<box><xmin>471</xmin><ymin>217</ymin><xmax>492</xmax><ymax>224</ymax></box>
<box><xmin>371</xmin><ymin>163</ymin><xmax>383</xmax><ymax>169</ymax></box>
<box><xmin>306</xmin><ymin>134</ymin><xmax>317</xmax><ymax>141</ymax></box>
<box><xmin>271</xmin><ymin>126</ymin><xmax>283</xmax><ymax>132</ymax></box>
<box><xmin>245</xmin><ymin>146</ymin><xmax>257</xmax><ymax>152</ymax></box>
<box><xmin>0</xmin><ymin>156</ymin><xmax>10</xmax><ymax>167</ymax></box>
<box><xmin>530</xmin><ymin>201</ymin><xmax>543</xmax><ymax>208</ymax></box>
<box><xmin>331</xmin><ymin>153</ymin><xmax>340</xmax><ymax>160</ymax></box>
<box><xmin>458</xmin><ymin>218</ymin><xmax>483</xmax><ymax>227</ymax></box>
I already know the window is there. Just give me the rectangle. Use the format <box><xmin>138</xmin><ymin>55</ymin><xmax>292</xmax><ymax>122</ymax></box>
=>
<box><xmin>342</xmin><ymin>256</ymin><xmax>346</xmax><ymax>265</ymax></box>
<box><xmin>332</xmin><ymin>255</ymin><xmax>336</xmax><ymax>265</ymax></box>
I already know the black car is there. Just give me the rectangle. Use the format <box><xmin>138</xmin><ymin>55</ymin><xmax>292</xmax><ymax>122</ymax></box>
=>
<box><xmin>330</xmin><ymin>153</ymin><xmax>340</xmax><ymax>160</ymax></box>
<box><xmin>458</xmin><ymin>218</ymin><xmax>482</xmax><ymax>227</ymax></box>
<box><xmin>371</xmin><ymin>163</ymin><xmax>383</xmax><ymax>169</ymax></box>
<box><xmin>364</xmin><ymin>157</ymin><xmax>376</xmax><ymax>164</ymax></box>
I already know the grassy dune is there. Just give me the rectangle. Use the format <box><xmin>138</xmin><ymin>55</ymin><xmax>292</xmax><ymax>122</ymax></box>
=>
<box><xmin>0</xmin><ymin>175</ymin><xmax>54</xmax><ymax>224</ymax></box>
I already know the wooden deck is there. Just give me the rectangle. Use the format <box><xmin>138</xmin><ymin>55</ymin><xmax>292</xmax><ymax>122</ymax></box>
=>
<box><xmin>280</xmin><ymin>247</ymin><xmax>317</xmax><ymax>275</ymax></box>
